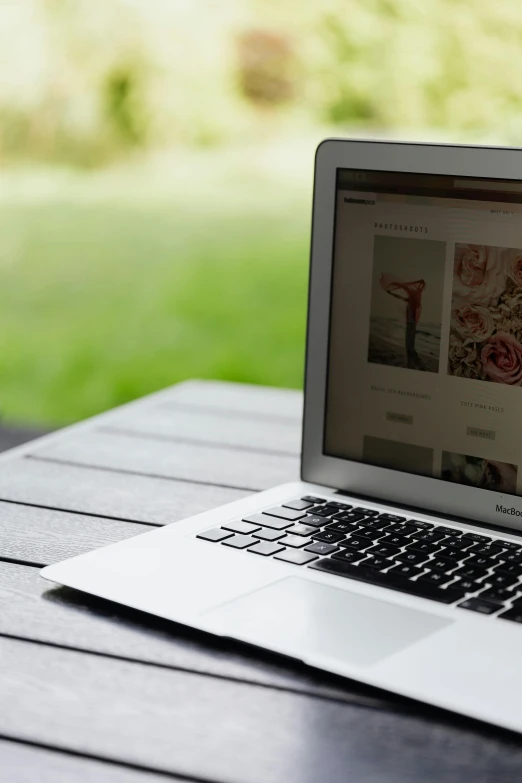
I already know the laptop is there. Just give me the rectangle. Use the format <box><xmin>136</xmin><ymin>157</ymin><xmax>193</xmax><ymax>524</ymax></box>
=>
<box><xmin>42</xmin><ymin>139</ymin><xmax>522</xmax><ymax>732</ymax></box>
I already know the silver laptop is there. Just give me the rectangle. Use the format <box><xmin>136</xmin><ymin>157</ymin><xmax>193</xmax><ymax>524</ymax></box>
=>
<box><xmin>43</xmin><ymin>139</ymin><xmax>522</xmax><ymax>732</ymax></box>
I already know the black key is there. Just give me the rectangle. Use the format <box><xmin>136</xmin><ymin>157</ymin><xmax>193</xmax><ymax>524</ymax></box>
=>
<box><xmin>418</xmin><ymin>571</ymin><xmax>455</xmax><ymax>587</ymax></box>
<box><xmin>411</xmin><ymin>530</ymin><xmax>447</xmax><ymax>543</ymax></box>
<box><xmin>480</xmin><ymin>587</ymin><xmax>517</xmax><ymax>604</ymax></box>
<box><xmin>283</xmin><ymin>499</ymin><xmax>315</xmax><ymax>511</ymax></box>
<box><xmin>408</xmin><ymin>520</ymin><xmax>434</xmax><ymax>530</ymax></box>
<box><xmin>327</xmin><ymin>501</ymin><xmax>352</xmax><ymax>510</ymax></box>
<box><xmin>312</xmin><ymin>530</ymin><xmax>347</xmax><ymax>544</ymax></box>
<box><xmin>222</xmin><ymin>520</ymin><xmax>261</xmax><ymax>535</ymax></box>
<box><xmin>385</xmin><ymin>523</ymin><xmax>418</xmax><ymax>535</ymax></box>
<box><xmin>287</xmin><ymin>523</ymin><xmax>317</xmax><ymax>537</ymax></box>
<box><xmin>377</xmin><ymin>514</ymin><xmax>406</xmax><ymax>523</ymax></box>
<box><xmin>248</xmin><ymin>541</ymin><xmax>285</xmax><ymax>557</ymax></box>
<box><xmin>379</xmin><ymin>533</ymin><xmax>410</xmax><ymax>548</ymax></box>
<box><xmin>243</xmin><ymin>513</ymin><xmax>292</xmax><ymax>531</ymax></box>
<box><xmin>436</xmin><ymin>526</ymin><xmax>460</xmax><ymax>536</ymax></box>
<box><xmin>407</xmin><ymin>541</ymin><xmax>441</xmax><ymax>556</ymax></box>
<box><xmin>302</xmin><ymin>495</ymin><xmax>327</xmax><ymax>504</ymax></box>
<box><xmin>497</xmin><ymin>540</ymin><xmax>522</xmax><ymax>551</ymax></box>
<box><xmin>253</xmin><ymin>527</ymin><xmax>285</xmax><ymax>542</ymax></box>
<box><xmin>309</xmin><ymin>504</ymin><xmax>339</xmax><ymax>517</ymax></box>
<box><xmin>332</xmin><ymin>511</ymin><xmax>368</xmax><ymax>523</ymax></box>
<box><xmin>451</xmin><ymin>578</ymin><xmax>483</xmax><ymax>594</ymax></box>
<box><xmin>498</xmin><ymin>608</ymin><xmax>522</xmax><ymax>623</ymax></box>
<box><xmin>326</xmin><ymin>520</ymin><xmax>360</xmax><ymax>534</ymax></box>
<box><xmin>356</xmin><ymin>518</ymin><xmax>391</xmax><ymax>532</ymax></box>
<box><xmin>367</xmin><ymin>543</ymin><xmax>401</xmax><ymax>558</ymax></box>
<box><xmin>453</xmin><ymin>565</ymin><xmax>489</xmax><ymax>580</ymax></box>
<box><xmin>429</xmin><ymin>557</ymin><xmax>455</xmax><ymax>573</ymax></box>
<box><xmin>279</xmin><ymin>534</ymin><xmax>311</xmax><ymax>548</ymax></box>
<box><xmin>443</xmin><ymin>536</ymin><xmax>471</xmax><ymax>550</ymax></box>
<box><xmin>468</xmin><ymin>543</ymin><xmax>503</xmax><ymax>557</ymax></box>
<box><xmin>342</xmin><ymin>535</ymin><xmax>374</xmax><ymax>551</ymax></box>
<box><xmin>388</xmin><ymin>564</ymin><xmax>424</xmax><ymax>579</ymax></box>
<box><xmin>222</xmin><ymin>534</ymin><xmax>258</xmax><ymax>549</ymax></box>
<box><xmin>302</xmin><ymin>515</ymin><xmax>326</xmax><ymax>528</ymax></box>
<box><xmin>197</xmin><ymin>528</ymin><xmax>233</xmax><ymax>543</ymax></box>
<box><xmin>440</xmin><ymin>547</ymin><xmax>470</xmax><ymax>561</ymax></box>
<box><xmin>488</xmin><ymin>574</ymin><xmax>519</xmax><ymax>589</ymax></box>
<box><xmin>355</xmin><ymin>528</ymin><xmax>383</xmax><ymax>541</ymax></box>
<box><xmin>352</xmin><ymin>507</ymin><xmax>380</xmax><ymax>517</ymax></box>
<box><xmin>458</xmin><ymin>598</ymin><xmax>500</xmax><ymax>615</ymax></box>
<box><xmin>331</xmin><ymin>549</ymin><xmax>367</xmax><ymax>564</ymax></box>
<box><xmin>465</xmin><ymin>555</ymin><xmax>498</xmax><ymax>569</ymax></box>
<box><xmin>305</xmin><ymin>542</ymin><xmax>339</xmax><ymax>556</ymax></box>
<box><xmin>309</xmin><ymin>560</ymin><xmax>462</xmax><ymax>604</ymax></box>
<box><xmin>461</xmin><ymin>533</ymin><xmax>490</xmax><ymax>544</ymax></box>
<box><xmin>274</xmin><ymin>549</ymin><xmax>318</xmax><ymax>566</ymax></box>
<box><xmin>500</xmin><ymin>551</ymin><xmax>522</xmax><ymax>565</ymax></box>
<box><xmin>363</xmin><ymin>556</ymin><xmax>395</xmax><ymax>571</ymax></box>
<box><xmin>396</xmin><ymin>551</ymin><xmax>429</xmax><ymax>566</ymax></box>
<box><xmin>494</xmin><ymin>562</ymin><xmax>522</xmax><ymax>576</ymax></box>
<box><xmin>264</xmin><ymin>506</ymin><xmax>306</xmax><ymax>522</ymax></box>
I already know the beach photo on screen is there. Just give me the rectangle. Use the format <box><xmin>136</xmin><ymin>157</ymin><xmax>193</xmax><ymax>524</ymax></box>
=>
<box><xmin>441</xmin><ymin>450</ymin><xmax>517</xmax><ymax>494</ymax></box>
<box><xmin>362</xmin><ymin>435</ymin><xmax>434</xmax><ymax>477</ymax></box>
<box><xmin>368</xmin><ymin>235</ymin><xmax>446</xmax><ymax>373</ymax></box>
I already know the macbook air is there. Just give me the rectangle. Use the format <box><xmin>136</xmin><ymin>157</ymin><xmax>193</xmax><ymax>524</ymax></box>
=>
<box><xmin>42</xmin><ymin>139</ymin><xmax>522</xmax><ymax>732</ymax></box>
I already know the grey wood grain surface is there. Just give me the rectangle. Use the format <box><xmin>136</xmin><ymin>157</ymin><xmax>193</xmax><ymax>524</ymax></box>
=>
<box><xmin>33</xmin><ymin>429</ymin><xmax>299</xmax><ymax>490</ymax></box>
<box><xmin>0</xmin><ymin>457</ymin><xmax>247</xmax><ymax>524</ymax></box>
<box><xmin>1</xmin><ymin>380</ymin><xmax>521</xmax><ymax>782</ymax></box>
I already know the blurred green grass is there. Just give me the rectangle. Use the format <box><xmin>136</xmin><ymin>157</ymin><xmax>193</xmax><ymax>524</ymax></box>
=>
<box><xmin>0</xmin><ymin>147</ymin><xmax>312</xmax><ymax>425</ymax></box>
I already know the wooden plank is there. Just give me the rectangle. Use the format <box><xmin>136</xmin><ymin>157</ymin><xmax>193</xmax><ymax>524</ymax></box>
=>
<box><xmin>104</xmin><ymin>405</ymin><xmax>301</xmax><ymax>455</ymax></box>
<box><xmin>0</xmin><ymin>738</ymin><xmax>174</xmax><ymax>783</ymax></box>
<box><xmin>0</xmin><ymin>634</ymin><xmax>521</xmax><ymax>783</ymax></box>
<box><xmin>0</xmin><ymin>502</ymin><xmax>150</xmax><ymax>567</ymax></box>
<box><xmin>164</xmin><ymin>380</ymin><xmax>303</xmax><ymax>419</ymax></box>
<box><xmin>0</xmin><ymin>458</ymin><xmax>247</xmax><ymax>525</ymax></box>
<box><xmin>33</xmin><ymin>431</ymin><xmax>299</xmax><ymax>491</ymax></box>
<box><xmin>0</xmin><ymin>561</ymin><xmax>382</xmax><ymax>705</ymax></box>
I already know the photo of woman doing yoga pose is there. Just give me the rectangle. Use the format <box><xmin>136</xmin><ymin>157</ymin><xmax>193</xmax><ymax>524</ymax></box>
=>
<box><xmin>367</xmin><ymin>236</ymin><xmax>445</xmax><ymax>373</ymax></box>
<box><xmin>380</xmin><ymin>275</ymin><xmax>426</xmax><ymax>370</ymax></box>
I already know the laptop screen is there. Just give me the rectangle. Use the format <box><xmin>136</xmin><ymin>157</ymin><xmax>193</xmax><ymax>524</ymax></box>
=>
<box><xmin>324</xmin><ymin>168</ymin><xmax>522</xmax><ymax>498</ymax></box>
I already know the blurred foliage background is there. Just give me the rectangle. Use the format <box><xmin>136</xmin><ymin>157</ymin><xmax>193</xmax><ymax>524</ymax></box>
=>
<box><xmin>1</xmin><ymin>0</ymin><xmax>522</xmax><ymax>425</ymax></box>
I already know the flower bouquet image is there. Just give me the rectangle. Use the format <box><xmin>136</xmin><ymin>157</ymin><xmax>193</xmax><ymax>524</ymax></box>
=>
<box><xmin>441</xmin><ymin>451</ymin><xmax>517</xmax><ymax>494</ymax></box>
<box><xmin>448</xmin><ymin>243</ymin><xmax>522</xmax><ymax>383</ymax></box>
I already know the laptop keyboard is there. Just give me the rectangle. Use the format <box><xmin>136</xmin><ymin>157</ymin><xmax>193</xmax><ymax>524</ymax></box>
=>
<box><xmin>196</xmin><ymin>496</ymin><xmax>522</xmax><ymax>622</ymax></box>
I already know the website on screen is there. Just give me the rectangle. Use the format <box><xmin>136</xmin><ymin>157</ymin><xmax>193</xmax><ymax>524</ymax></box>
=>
<box><xmin>324</xmin><ymin>169</ymin><xmax>522</xmax><ymax>497</ymax></box>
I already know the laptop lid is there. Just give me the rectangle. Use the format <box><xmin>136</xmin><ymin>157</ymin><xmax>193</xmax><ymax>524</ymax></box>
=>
<box><xmin>302</xmin><ymin>139</ymin><xmax>522</xmax><ymax>531</ymax></box>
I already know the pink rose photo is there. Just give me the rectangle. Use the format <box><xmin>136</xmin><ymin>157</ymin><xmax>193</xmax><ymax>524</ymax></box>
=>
<box><xmin>448</xmin><ymin>243</ymin><xmax>522</xmax><ymax>384</ymax></box>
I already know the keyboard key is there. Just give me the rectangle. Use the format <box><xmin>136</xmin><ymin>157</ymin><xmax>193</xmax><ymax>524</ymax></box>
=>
<box><xmin>253</xmin><ymin>527</ymin><xmax>285</xmax><ymax>541</ymax></box>
<box><xmin>332</xmin><ymin>511</ymin><xmax>367</xmax><ymax>523</ymax></box>
<box><xmin>279</xmin><ymin>534</ymin><xmax>311</xmax><ymax>548</ymax></box>
<box><xmin>385</xmin><ymin>523</ymin><xmax>418</xmax><ymax>535</ymax></box>
<box><xmin>326</xmin><ymin>520</ymin><xmax>360</xmax><ymax>534</ymax></box>
<box><xmin>367</xmin><ymin>543</ymin><xmax>401</xmax><ymax>558</ymax></box>
<box><xmin>418</xmin><ymin>571</ymin><xmax>455</xmax><ymax>587</ymax></box>
<box><xmin>500</xmin><ymin>551</ymin><xmax>522</xmax><ymax>565</ymax></box>
<box><xmin>342</xmin><ymin>535</ymin><xmax>374</xmax><ymax>551</ymax></box>
<box><xmin>407</xmin><ymin>541</ymin><xmax>441</xmax><ymax>556</ymax></box>
<box><xmin>498</xmin><ymin>608</ymin><xmax>522</xmax><ymax>623</ymax></box>
<box><xmin>264</xmin><ymin>506</ymin><xmax>306</xmax><ymax>521</ymax></box>
<box><xmin>357</xmin><ymin>528</ymin><xmax>384</xmax><ymax>541</ymax></box>
<box><xmin>488</xmin><ymin>574</ymin><xmax>519</xmax><ymax>589</ymax></box>
<box><xmin>458</xmin><ymin>598</ymin><xmax>500</xmax><ymax>615</ymax></box>
<box><xmin>363</xmin><ymin>556</ymin><xmax>395</xmax><ymax>571</ymax></box>
<box><xmin>243</xmin><ymin>513</ymin><xmax>292</xmax><ymax>531</ymax></box>
<box><xmin>305</xmin><ymin>542</ymin><xmax>339</xmax><ymax>556</ymax></box>
<box><xmin>411</xmin><ymin>530</ymin><xmax>447</xmax><ymax>543</ymax></box>
<box><xmin>494</xmin><ymin>562</ymin><xmax>522</xmax><ymax>576</ymax></box>
<box><xmin>222</xmin><ymin>535</ymin><xmax>258</xmax><ymax>549</ymax></box>
<box><xmin>197</xmin><ymin>528</ymin><xmax>233</xmax><ymax>543</ymax></box>
<box><xmin>377</xmin><ymin>514</ymin><xmax>406</xmax><ymax>522</ymax></box>
<box><xmin>379</xmin><ymin>533</ymin><xmax>410</xmax><ymax>547</ymax></box>
<box><xmin>352</xmin><ymin>507</ymin><xmax>380</xmax><ymax>517</ymax></box>
<box><xmin>466</xmin><ymin>555</ymin><xmax>497</xmax><ymax>569</ymax></box>
<box><xmin>496</xmin><ymin>540</ymin><xmax>522</xmax><ymax>551</ymax></box>
<box><xmin>248</xmin><ymin>541</ymin><xmax>285</xmax><ymax>557</ymax></box>
<box><xmin>301</xmin><ymin>495</ymin><xmax>327</xmax><ymax>504</ymax></box>
<box><xmin>396</xmin><ymin>551</ymin><xmax>429</xmax><ymax>566</ymax></box>
<box><xmin>439</xmin><ymin>548</ymin><xmax>470</xmax><ymax>561</ymax></box>
<box><xmin>274</xmin><ymin>549</ymin><xmax>318</xmax><ymax>566</ymax></box>
<box><xmin>468</xmin><ymin>543</ymin><xmax>503</xmax><ymax>557</ymax></box>
<box><xmin>429</xmin><ymin>557</ymin><xmax>455</xmax><ymax>573</ymax></box>
<box><xmin>453</xmin><ymin>565</ymin><xmax>489</xmax><ymax>580</ymax></box>
<box><xmin>327</xmin><ymin>501</ymin><xmax>352</xmax><ymax>510</ymax></box>
<box><xmin>312</xmin><ymin>530</ymin><xmax>347</xmax><ymax>544</ymax></box>
<box><xmin>436</xmin><ymin>526</ymin><xmax>460</xmax><ymax>536</ymax></box>
<box><xmin>283</xmin><ymin>499</ymin><xmax>315</xmax><ymax>511</ymax></box>
<box><xmin>309</xmin><ymin>560</ymin><xmax>461</xmax><ymax>604</ymax></box>
<box><xmin>287</xmin><ymin>523</ymin><xmax>317</xmax><ymax>537</ymax></box>
<box><xmin>222</xmin><ymin>520</ymin><xmax>261</xmax><ymax>535</ymax></box>
<box><xmin>358</xmin><ymin>518</ymin><xmax>394</xmax><ymax>532</ymax></box>
<box><xmin>388</xmin><ymin>564</ymin><xmax>424</xmax><ymax>579</ymax></box>
<box><xmin>408</xmin><ymin>521</ymin><xmax>434</xmax><ymax>530</ymax></box>
<box><xmin>451</xmin><ymin>578</ymin><xmax>483</xmax><ymax>594</ymax></box>
<box><xmin>331</xmin><ymin>549</ymin><xmax>367</xmax><ymax>564</ymax></box>
<box><xmin>302</xmin><ymin>515</ymin><xmax>326</xmax><ymax>528</ymax></box>
<box><xmin>310</xmin><ymin>505</ymin><xmax>339</xmax><ymax>517</ymax></box>
<box><xmin>461</xmin><ymin>533</ymin><xmax>490</xmax><ymax>544</ymax></box>
<box><xmin>443</xmin><ymin>536</ymin><xmax>470</xmax><ymax>549</ymax></box>
<box><xmin>480</xmin><ymin>587</ymin><xmax>517</xmax><ymax>603</ymax></box>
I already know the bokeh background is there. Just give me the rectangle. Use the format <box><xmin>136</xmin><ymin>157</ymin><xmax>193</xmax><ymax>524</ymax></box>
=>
<box><xmin>2</xmin><ymin>0</ymin><xmax>522</xmax><ymax>426</ymax></box>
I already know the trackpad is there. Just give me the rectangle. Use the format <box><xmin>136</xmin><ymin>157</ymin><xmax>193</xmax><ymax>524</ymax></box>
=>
<box><xmin>202</xmin><ymin>577</ymin><xmax>451</xmax><ymax>666</ymax></box>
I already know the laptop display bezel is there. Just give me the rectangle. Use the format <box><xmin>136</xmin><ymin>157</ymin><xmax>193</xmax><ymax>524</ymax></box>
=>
<box><xmin>301</xmin><ymin>138</ymin><xmax>522</xmax><ymax>532</ymax></box>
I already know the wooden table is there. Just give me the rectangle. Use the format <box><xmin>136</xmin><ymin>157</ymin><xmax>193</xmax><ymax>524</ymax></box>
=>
<box><xmin>2</xmin><ymin>379</ymin><xmax>522</xmax><ymax>782</ymax></box>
